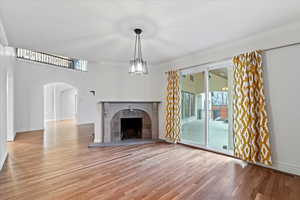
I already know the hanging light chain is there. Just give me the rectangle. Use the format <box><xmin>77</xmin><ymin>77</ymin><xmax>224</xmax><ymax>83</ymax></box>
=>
<box><xmin>138</xmin><ymin>34</ymin><xmax>142</xmax><ymax>60</ymax></box>
<box><xmin>133</xmin><ymin>34</ymin><xmax>138</xmax><ymax>60</ymax></box>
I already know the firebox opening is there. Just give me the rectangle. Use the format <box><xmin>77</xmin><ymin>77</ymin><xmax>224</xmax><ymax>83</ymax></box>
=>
<box><xmin>121</xmin><ymin>118</ymin><xmax>142</xmax><ymax>140</ymax></box>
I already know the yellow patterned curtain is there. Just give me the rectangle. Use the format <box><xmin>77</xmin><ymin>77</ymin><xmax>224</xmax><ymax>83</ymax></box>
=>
<box><xmin>233</xmin><ymin>51</ymin><xmax>272</xmax><ymax>166</ymax></box>
<box><xmin>165</xmin><ymin>70</ymin><xmax>181</xmax><ymax>143</ymax></box>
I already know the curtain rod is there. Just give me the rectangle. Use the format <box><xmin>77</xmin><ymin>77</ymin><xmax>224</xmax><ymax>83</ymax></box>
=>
<box><xmin>165</xmin><ymin>41</ymin><xmax>300</xmax><ymax>73</ymax></box>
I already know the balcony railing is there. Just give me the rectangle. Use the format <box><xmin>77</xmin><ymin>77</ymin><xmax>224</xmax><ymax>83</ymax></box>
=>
<box><xmin>16</xmin><ymin>48</ymin><xmax>88</xmax><ymax>72</ymax></box>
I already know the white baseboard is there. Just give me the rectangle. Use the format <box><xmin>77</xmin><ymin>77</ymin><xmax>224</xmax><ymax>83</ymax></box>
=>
<box><xmin>0</xmin><ymin>151</ymin><xmax>8</xmax><ymax>171</ymax></box>
<box><xmin>44</xmin><ymin>119</ymin><xmax>56</xmax><ymax>122</ymax></box>
<box><xmin>16</xmin><ymin>128</ymin><xmax>44</xmax><ymax>134</ymax></box>
<box><xmin>78</xmin><ymin>122</ymin><xmax>94</xmax><ymax>126</ymax></box>
<box><xmin>45</xmin><ymin>118</ymin><xmax>75</xmax><ymax>122</ymax></box>
<box><xmin>57</xmin><ymin>117</ymin><xmax>76</xmax><ymax>121</ymax></box>
<box><xmin>7</xmin><ymin>132</ymin><xmax>16</xmax><ymax>142</ymax></box>
<box><xmin>93</xmin><ymin>138</ymin><xmax>102</xmax><ymax>143</ymax></box>
<box><xmin>269</xmin><ymin>161</ymin><xmax>300</xmax><ymax>176</ymax></box>
<box><xmin>176</xmin><ymin>140</ymin><xmax>300</xmax><ymax>176</ymax></box>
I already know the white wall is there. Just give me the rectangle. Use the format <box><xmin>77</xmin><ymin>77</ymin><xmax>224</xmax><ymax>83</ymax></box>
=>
<box><xmin>0</xmin><ymin>16</ymin><xmax>16</xmax><ymax>170</ymax></box>
<box><xmin>158</xmin><ymin>21</ymin><xmax>300</xmax><ymax>175</ymax></box>
<box><xmin>14</xmin><ymin>60</ymin><xmax>164</xmax><ymax>133</ymax></box>
<box><xmin>263</xmin><ymin>45</ymin><xmax>300</xmax><ymax>176</ymax></box>
<box><xmin>6</xmin><ymin>67</ymin><xmax>14</xmax><ymax>141</ymax></box>
<box><xmin>0</xmin><ymin>44</ymin><xmax>8</xmax><ymax>170</ymax></box>
<box><xmin>59</xmin><ymin>88</ymin><xmax>77</xmax><ymax>121</ymax></box>
<box><xmin>0</xmin><ymin>45</ymin><xmax>15</xmax><ymax>170</ymax></box>
<box><xmin>44</xmin><ymin>84</ymin><xmax>55</xmax><ymax>121</ymax></box>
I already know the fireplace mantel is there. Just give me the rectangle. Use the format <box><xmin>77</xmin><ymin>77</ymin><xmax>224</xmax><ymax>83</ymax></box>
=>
<box><xmin>94</xmin><ymin>101</ymin><xmax>161</xmax><ymax>143</ymax></box>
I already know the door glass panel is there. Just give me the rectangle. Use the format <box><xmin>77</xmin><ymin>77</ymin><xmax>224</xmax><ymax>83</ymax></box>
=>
<box><xmin>181</xmin><ymin>72</ymin><xmax>206</xmax><ymax>146</ymax></box>
<box><xmin>207</xmin><ymin>67</ymin><xmax>233</xmax><ymax>152</ymax></box>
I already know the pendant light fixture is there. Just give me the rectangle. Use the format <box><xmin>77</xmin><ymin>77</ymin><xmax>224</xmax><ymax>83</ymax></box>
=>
<box><xmin>129</xmin><ymin>28</ymin><xmax>148</xmax><ymax>75</ymax></box>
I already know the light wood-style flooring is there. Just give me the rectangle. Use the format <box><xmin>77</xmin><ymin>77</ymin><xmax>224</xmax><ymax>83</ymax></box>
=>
<box><xmin>0</xmin><ymin>120</ymin><xmax>300</xmax><ymax>200</ymax></box>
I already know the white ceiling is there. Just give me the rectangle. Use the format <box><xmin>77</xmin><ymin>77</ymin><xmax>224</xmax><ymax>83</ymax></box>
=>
<box><xmin>1</xmin><ymin>0</ymin><xmax>300</xmax><ymax>64</ymax></box>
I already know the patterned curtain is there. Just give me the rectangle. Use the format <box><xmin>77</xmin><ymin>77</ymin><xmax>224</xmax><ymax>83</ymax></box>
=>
<box><xmin>165</xmin><ymin>70</ymin><xmax>181</xmax><ymax>143</ymax></box>
<box><xmin>233</xmin><ymin>51</ymin><xmax>272</xmax><ymax>166</ymax></box>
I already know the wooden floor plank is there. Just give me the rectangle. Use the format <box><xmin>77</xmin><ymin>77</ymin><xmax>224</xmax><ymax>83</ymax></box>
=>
<box><xmin>0</xmin><ymin>120</ymin><xmax>299</xmax><ymax>200</ymax></box>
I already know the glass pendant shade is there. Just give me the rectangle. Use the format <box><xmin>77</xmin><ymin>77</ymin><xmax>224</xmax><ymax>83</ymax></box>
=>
<box><xmin>129</xmin><ymin>59</ymin><xmax>148</xmax><ymax>75</ymax></box>
<box><xmin>129</xmin><ymin>29</ymin><xmax>149</xmax><ymax>75</ymax></box>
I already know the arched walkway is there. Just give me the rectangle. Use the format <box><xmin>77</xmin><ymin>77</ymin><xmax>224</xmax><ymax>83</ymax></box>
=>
<box><xmin>43</xmin><ymin>82</ymin><xmax>79</xmax><ymax>147</ymax></box>
<box><xmin>43</xmin><ymin>82</ymin><xmax>78</xmax><ymax>124</ymax></box>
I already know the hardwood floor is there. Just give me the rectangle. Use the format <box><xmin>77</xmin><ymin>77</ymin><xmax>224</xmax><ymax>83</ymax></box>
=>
<box><xmin>0</xmin><ymin>120</ymin><xmax>300</xmax><ymax>200</ymax></box>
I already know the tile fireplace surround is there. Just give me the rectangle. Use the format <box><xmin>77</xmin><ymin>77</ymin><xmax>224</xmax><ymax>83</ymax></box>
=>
<box><xmin>94</xmin><ymin>101</ymin><xmax>160</xmax><ymax>143</ymax></box>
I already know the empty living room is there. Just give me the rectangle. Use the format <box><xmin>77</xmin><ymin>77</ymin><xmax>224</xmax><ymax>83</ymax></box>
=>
<box><xmin>1</xmin><ymin>1</ymin><xmax>300</xmax><ymax>199</ymax></box>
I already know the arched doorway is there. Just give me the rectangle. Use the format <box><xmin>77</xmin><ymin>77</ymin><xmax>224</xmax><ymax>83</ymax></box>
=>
<box><xmin>43</xmin><ymin>82</ymin><xmax>79</xmax><ymax>147</ymax></box>
<box><xmin>43</xmin><ymin>82</ymin><xmax>78</xmax><ymax>125</ymax></box>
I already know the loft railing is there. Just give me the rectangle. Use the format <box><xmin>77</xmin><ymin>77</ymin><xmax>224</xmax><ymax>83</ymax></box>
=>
<box><xmin>16</xmin><ymin>48</ymin><xmax>88</xmax><ymax>72</ymax></box>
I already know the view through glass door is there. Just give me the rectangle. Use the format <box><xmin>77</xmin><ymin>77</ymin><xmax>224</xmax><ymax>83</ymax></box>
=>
<box><xmin>181</xmin><ymin>71</ymin><xmax>206</xmax><ymax>146</ymax></box>
<box><xmin>180</xmin><ymin>62</ymin><xmax>233</xmax><ymax>154</ymax></box>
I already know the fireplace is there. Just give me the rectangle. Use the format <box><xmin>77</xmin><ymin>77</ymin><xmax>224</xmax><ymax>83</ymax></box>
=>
<box><xmin>111</xmin><ymin>109</ymin><xmax>151</xmax><ymax>142</ymax></box>
<box><xmin>94</xmin><ymin>101</ymin><xmax>160</xmax><ymax>143</ymax></box>
<box><xmin>121</xmin><ymin>118</ymin><xmax>142</xmax><ymax>140</ymax></box>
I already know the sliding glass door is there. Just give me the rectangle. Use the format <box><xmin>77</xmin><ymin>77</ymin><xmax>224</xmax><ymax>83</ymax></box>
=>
<box><xmin>207</xmin><ymin>67</ymin><xmax>233</xmax><ymax>152</ymax></box>
<box><xmin>181</xmin><ymin>71</ymin><xmax>206</xmax><ymax>146</ymax></box>
<box><xmin>180</xmin><ymin>62</ymin><xmax>233</xmax><ymax>154</ymax></box>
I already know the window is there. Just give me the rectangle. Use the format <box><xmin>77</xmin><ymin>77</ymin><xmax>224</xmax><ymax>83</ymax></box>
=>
<box><xmin>211</xmin><ymin>92</ymin><xmax>228</xmax><ymax>106</ymax></box>
<box><xmin>182</xmin><ymin>91</ymin><xmax>196</xmax><ymax>119</ymax></box>
<box><xmin>16</xmin><ymin>48</ymin><xmax>88</xmax><ymax>72</ymax></box>
<box><xmin>74</xmin><ymin>59</ymin><xmax>88</xmax><ymax>71</ymax></box>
